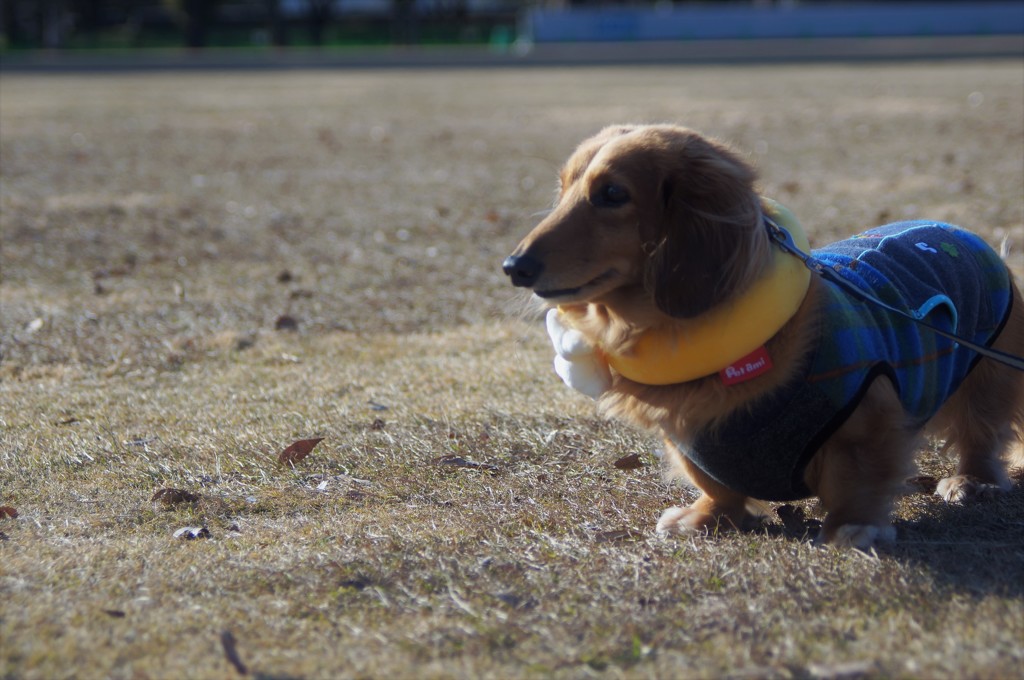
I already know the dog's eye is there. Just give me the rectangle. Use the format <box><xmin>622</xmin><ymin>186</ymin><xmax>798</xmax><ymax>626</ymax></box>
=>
<box><xmin>594</xmin><ymin>183</ymin><xmax>631</xmax><ymax>208</ymax></box>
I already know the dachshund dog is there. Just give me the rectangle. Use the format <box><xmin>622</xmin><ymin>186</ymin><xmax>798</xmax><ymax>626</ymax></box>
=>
<box><xmin>503</xmin><ymin>124</ymin><xmax>1024</xmax><ymax>548</ymax></box>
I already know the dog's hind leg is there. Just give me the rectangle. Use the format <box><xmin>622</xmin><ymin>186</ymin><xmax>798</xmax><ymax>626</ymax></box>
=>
<box><xmin>806</xmin><ymin>376</ymin><xmax>919</xmax><ymax>548</ymax></box>
<box><xmin>656</xmin><ymin>440</ymin><xmax>761</xmax><ymax>536</ymax></box>
<box><xmin>931</xmin><ymin>285</ymin><xmax>1024</xmax><ymax>502</ymax></box>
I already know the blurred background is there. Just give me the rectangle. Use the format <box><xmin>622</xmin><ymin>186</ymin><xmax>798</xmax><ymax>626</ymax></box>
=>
<box><xmin>2</xmin><ymin>1</ymin><xmax>1022</xmax><ymax>55</ymax></box>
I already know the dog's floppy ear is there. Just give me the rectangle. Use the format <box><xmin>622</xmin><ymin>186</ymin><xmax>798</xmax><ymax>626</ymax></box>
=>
<box><xmin>644</xmin><ymin>135</ymin><xmax>764</xmax><ymax>319</ymax></box>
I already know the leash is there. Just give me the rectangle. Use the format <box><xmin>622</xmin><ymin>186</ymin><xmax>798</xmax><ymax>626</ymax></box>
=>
<box><xmin>765</xmin><ymin>217</ymin><xmax>1024</xmax><ymax>372</ymax></box>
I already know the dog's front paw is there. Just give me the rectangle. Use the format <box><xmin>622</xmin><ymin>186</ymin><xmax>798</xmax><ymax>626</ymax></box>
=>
<box><xmin>821</xmin><ymin>524</ymin><xmax>896</xmax><ymax>549</ymax></box>
<box><xmin>656</xmin><ymin>505</ymin><xmax>722</xmax><ymax>535</ymax></box>
<box><xmin>935</xmin><ymin>475</ymin><xmax>1008</xmax><ymax>503</ymax></box>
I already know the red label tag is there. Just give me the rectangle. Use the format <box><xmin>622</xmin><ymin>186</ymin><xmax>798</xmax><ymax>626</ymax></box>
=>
<box><xmin>719</xmin><ymin>346</ymin><xmax>773</xmax><ymax>386</ymax></box>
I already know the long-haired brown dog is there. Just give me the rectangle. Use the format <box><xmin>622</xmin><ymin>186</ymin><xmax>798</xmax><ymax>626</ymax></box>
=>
<box><xmin>503</xmin><ymin>124</ymin><xmax>1024</xmax><ymax>548</ymax></box>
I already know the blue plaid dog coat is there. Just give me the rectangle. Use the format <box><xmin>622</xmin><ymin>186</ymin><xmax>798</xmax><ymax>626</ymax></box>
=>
<box><xmin>686</xmin><ymin>221</ymin><xmax>1014</xmax><ymax>501</ymax></box>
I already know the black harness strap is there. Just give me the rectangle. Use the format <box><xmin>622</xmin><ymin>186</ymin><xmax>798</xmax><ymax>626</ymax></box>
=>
<box><xmin>765</xmin><ymin>218</ymin><xmax>1024</xmax><ymax>372</ymax></box>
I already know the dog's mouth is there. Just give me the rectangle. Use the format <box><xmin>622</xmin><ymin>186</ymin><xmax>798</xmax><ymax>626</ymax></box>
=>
<box><xmin>534</xmin><ymin>269</ymin><xmax>619</xmax><ymax>302</ymax></box>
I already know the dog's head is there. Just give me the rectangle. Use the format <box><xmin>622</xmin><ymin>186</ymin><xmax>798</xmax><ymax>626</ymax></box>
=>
<box><xmin>503</xmin><ymin>125</ymin><xmax>768</xmax><ymax>319</ymax></box>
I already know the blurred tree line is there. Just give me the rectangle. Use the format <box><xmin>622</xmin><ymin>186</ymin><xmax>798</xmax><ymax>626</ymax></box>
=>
<box><xmin>0</xmin><ymin>0</ymin><xmax>986</xmax><ymax>50</ymax></box>
<box><xmin>0</xmin><ymin>0</ymin><xmax>518</xmax><ymax>49</ymax></box>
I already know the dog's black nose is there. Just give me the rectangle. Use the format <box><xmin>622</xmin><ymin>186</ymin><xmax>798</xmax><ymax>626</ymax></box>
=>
<box><xmin>502</xmin><ymin>254</ymin><xmax>543</xmax><ymax>288</ymax></box>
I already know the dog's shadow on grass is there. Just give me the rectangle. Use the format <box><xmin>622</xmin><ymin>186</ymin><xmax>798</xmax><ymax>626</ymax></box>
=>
<box><xmin>882</xmin><ymin>482</ymin><xmax>1024</xmax><ymax>598</ymax></box>
<box><xmin>762</xmin><ymin>481</ymin><xmax>1024</xmax><ymax>598</ymax></box>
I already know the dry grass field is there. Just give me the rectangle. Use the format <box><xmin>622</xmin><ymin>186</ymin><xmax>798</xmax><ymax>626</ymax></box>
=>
<box><xmin>2</xmin><ymin>61</ymin><xmax>1023</xmax><ymax>679</ymax></box>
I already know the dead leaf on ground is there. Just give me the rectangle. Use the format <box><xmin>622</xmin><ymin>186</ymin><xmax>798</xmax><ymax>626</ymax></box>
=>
<box><xmin>613</xmin><ymin>453</ymin><xmax>645</xmax><ymax>470</ymax></box>
<box><xmin>277</xmin><ymin>437</ymin><xmax>325</xmax><ymax>466</ymax></box>
<box><xmin>220</xmin><ymin>630</ymin><xmax>248</xmax><ymax>676</ymax></box>
<box><xmin>274</xmin><ymin>314</ymin><xmax>299</xmax><ymax>331</ymax></box>
<box><xmin>0</xmin><ymin>506</ymin><xmax>18</xmax><ymax>519</ymax></box>
<box><xmin>151</xmin><ymin>488</ymin><xmax>201</xmax><ymax>506</ymax></box>
<box><xmin>434</xmin><ymin>455</ymin><xmax>499</xmax><ymax>474</ymax></box>
<box><xmin>776</xmin><ymin>504</ymin><xmax>820</xmax><ymax>537</ymax></box>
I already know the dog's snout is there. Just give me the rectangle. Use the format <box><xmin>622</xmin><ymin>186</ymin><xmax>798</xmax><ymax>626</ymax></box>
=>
<box><xmin>502</xmin><ymin>254</ymin><xmax>544</xmax><ymax>288</ymax></box>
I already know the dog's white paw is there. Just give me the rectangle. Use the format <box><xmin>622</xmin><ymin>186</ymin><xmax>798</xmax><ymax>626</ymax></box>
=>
<box><xmin>935</xmin><ymin>475</ymin><xmax>1008</xmax><ymax>504</ymax></box>
<box><xmin>655</xmin><ymin>507</ymin><xmax>696</xmax><ymax>532</ymax></box>
<box><xmin>655</xmin><ymin>506</ymin><xmax>702</xmax><ymax>536</ymax></box>
<box><xmin>823</xmin><ymin>524</ymin><xmax>896</xmax><ymax>549</ymax></box>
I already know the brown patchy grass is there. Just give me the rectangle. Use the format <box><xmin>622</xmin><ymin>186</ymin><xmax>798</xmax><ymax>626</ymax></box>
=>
<box><xmin>2</xmin><ymin>62</ymin><xmax>1023</xmax><ymax>679</ymax></box>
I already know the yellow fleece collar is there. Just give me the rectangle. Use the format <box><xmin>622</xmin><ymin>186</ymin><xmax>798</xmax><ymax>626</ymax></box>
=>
<box><xmin>596</xmin><ymin>199</ymin><xmax>810</xmax><ymax>386</ymax></box>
